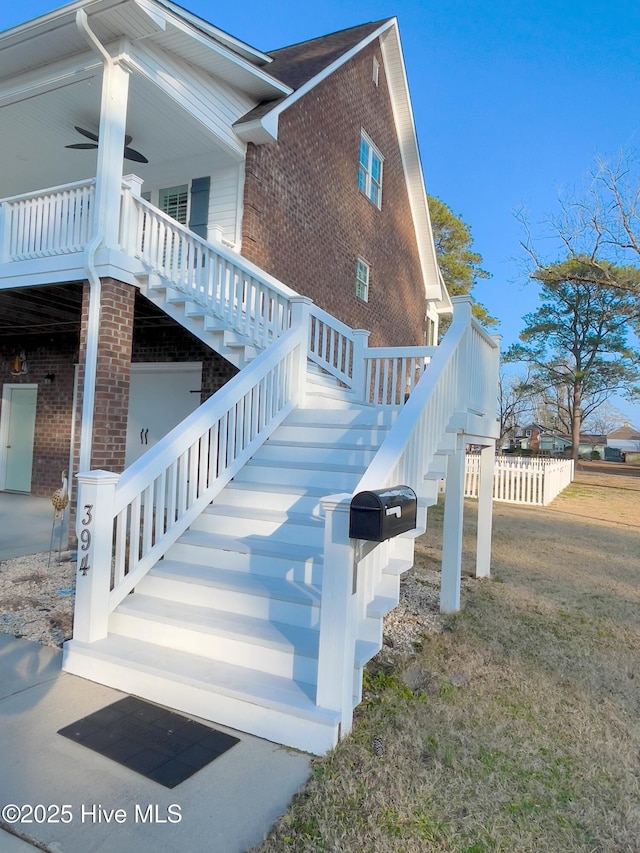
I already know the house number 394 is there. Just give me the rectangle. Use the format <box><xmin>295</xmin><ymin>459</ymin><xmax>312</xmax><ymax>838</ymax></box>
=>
<box><xmin>78</xmin><ymin>504</ymin><xmax>93</xmax><ymax>576</ymax></box>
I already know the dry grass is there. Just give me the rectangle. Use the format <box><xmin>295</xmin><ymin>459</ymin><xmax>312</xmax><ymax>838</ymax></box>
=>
<box><xmin>252</xmin><ymin>468</ymin><xmax>640</xmax><ymax>853</ymax></box>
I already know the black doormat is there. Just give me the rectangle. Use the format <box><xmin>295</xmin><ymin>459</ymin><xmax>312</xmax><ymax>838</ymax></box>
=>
<box><xmin>58</xmin><ymin>696</ymin><xmax>239</xmax><ymax>788</ymax></box>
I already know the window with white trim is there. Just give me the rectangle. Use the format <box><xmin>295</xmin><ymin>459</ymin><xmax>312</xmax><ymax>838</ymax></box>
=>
<box><xmin>355</xmin><ymin>257</ymin><xmax>370</xmax><ymax>302</ymax></box>
<box><xmin>159</xmin><ymin>184</ymin><xmax>189</xmax><ymax>225</ymax></box>
<box><xmin>358</xmin><ymin>133</ymin><xmax>383</xmax><ymax>208</ymax></box>
<box><xmin>372</xmin><ymin>56</ymin><xmax>380</xmax><ymax>86</ymax></box>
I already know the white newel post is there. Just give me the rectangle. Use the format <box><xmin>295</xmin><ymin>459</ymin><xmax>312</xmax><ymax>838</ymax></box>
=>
<box><xmin>289</xmin><ymin>296</ymin><xmax>312</xmax><ymax>405</ymax></box>
<box><xmin>73</xmin><ymin>471</ymin><xmax>119</xmax><ymax>644</ymax></box>
<box><xmin>440</xmin><ymin>432</ymin><xmax>466</xmax><ymax>613</ymax></box>
<box><xmin>351</xmin><ymin>330</ymin><xmax>370</xmax><ymax>402</ymax></box>
<box><xmin>475</xmin><ymin>442</ymin><xmax>495</xmax><ymax>578</ymax></box>
<box><xmin>316</xmin><ymin>494</ymin><xmax>358</xmax><ymax>735</ymax></box>
<box><xmin>119</xmin><ymin>174</ymin><xmax>143</xmax><ymax>254</ymax></box>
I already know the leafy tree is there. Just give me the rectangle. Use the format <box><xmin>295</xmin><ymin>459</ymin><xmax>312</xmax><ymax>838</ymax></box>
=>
<box><xmin>428</xmin><ymin>195</ymin><xmax>497</xmax><ymax>328</ymax></box>
<box><xmin>505</xmin><ymin>256</ymin><xmax>640</xmax><ymax>461</ymax></box>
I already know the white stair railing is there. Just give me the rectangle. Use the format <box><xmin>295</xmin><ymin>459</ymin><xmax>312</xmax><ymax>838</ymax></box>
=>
<box><xmin>72</xmin><ymin>320</ymin><xmax>307</xmax><ymax>644</ymax></box>
<box><xmin>315</xmin><ymin>298</ymin><xmax>500</xmax><ymax>729</ymax></box>
<box><xmin>120</xmin><ymin>186</ymin><xmax>434</xmax><ymax>404</ymax></box>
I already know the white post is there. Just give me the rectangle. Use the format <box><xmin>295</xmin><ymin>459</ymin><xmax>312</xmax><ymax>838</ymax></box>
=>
<box><xmin>72</xmin><ymin>470</ymin><xmax>119</xmax><ymax>643</ymax></box>
<box><xmin>351</xmin><ymin>329</ymin><xmax>370</xmax><ymax>402</ymax></box>
<box><xmin>440</xmin><ymin>432</ymin><xmax>466</xmax><ymax>612</ymax></box>
<box><xmin>475</xmin><ymin>441</ymin><xmax>495</xmax><ymax>578</ymax></box>
<box><xmin>316</xmin><ymin>494</ymin><xmax>358</xmax><ymax>736</ymax></box>
<box><xmin>289</xmin><ymin>296</ymin><xmax>312</xmax><ymax>407</ymax></box>
<box><xmin>93</xmin><ymin>59</ymin><xmax>131</xmax><ymax>250</ymax></box>
<box><xmin>119</xmin><ymin>174</ymin><xmax>143</xmax><ymax>255</ymax></box>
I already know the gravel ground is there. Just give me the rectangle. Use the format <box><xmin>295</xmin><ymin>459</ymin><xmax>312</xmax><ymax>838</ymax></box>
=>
<box><xmin>0</xmin><ymin>551</ymin><xmax>77</xmax><ymax>648</ymax></box>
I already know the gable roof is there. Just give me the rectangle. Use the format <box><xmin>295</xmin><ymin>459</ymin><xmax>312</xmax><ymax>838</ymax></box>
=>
<box><xmin>608</xmin><ymin>423</ymin><xmax>640</xmax><ymax>440</ymax></box>
<box><xmin>267</xmin><ymin>21</ymin><xmax>387</xmax><ymax>89</ymax></box>
<box><xmin>235</xmin><ymin>18</ymin><xmax>444</xmax><ymax>304</ymax></box>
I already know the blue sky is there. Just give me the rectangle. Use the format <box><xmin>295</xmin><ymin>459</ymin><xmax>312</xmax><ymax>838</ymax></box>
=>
<box><xmin>4</xmin><ymin>0</ymin><xmax>640</xmax><ymax>425</ymax></box>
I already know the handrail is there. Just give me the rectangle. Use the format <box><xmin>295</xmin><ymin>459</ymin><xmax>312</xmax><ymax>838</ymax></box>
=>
<box><xmin>72</xmin><ymin>323</ymin><xmax>306</xmax><ymax>641</ymax></box>
<box><xmin>125</xmin><ymin>192</ymin><xmax>297</xmax><ymax>349</ymax></box>
<box><xmin>355</xmin><ymin>300</ymin><xmax>499</xmax><ymax>493</ymax></box>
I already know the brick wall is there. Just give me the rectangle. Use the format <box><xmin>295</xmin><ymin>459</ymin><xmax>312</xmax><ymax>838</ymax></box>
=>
<box><xmin>242</xmin><ymin>40</ymin><xmax>426</xmax><ymax>347</ymax></box>
<box><xmin>75</xmin><ymin>279</ymin><xmax>136</xmax><ymax>474</ymax></box>
<box><xmin>132</xmin><ymin>295</ymin><xmax>238</xmax><ymax>403</ymax></box>
<box><xmin>0</xmin><ymin>334</ymin><xmax>78</xmax><ymax>498</ymax></box>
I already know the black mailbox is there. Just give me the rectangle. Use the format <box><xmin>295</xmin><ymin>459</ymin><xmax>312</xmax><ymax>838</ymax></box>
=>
<box><xmin>349</xmin><ymin>486</ymin><xmax>417</xmax><ymax>542</ymax></box>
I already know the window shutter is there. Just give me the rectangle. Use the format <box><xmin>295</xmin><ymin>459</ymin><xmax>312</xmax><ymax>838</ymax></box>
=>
<box><xmin>189</xmin><ymin>176</ymin><xmax>211</xmax><ymax>239</ymax></box>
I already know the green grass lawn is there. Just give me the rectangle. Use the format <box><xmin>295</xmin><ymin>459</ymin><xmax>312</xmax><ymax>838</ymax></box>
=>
<box><xmin>251</xmin><ymin>483</ymin><xmax>640</xmax><ymax>852</ymax></box>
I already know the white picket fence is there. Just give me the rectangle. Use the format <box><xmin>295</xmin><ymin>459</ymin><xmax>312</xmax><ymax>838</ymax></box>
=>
<box><xmin>465</xmin><ymin>454</ymin><xmax>574</xmax><ymax>506</ymax></box>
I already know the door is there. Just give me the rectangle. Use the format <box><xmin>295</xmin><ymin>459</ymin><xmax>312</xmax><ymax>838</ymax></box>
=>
<box><xmin>1</xmin><ymin>385</ymin><xmax>38</xmax><ymax>492</ymax></box>
<box><xmin>125</xmin><ymin>364</ymin><xmax>202</xmax><ymax>467</ymax></box>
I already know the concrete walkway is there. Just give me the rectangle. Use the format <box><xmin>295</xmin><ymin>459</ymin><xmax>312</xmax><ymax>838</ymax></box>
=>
<box><xmin>0</xmin><ymin>494</ymin><xmax>312</xmax><ymax>850</ymax></box>
<box><xmin>0</xmin><ymin>493</ymin><xmax>62</xmax><ymax>561</ymax></box>
<box><xmin>0</xmin><ymin>634</ymin><xmax>311</xmax><ymax>853</ymax></box>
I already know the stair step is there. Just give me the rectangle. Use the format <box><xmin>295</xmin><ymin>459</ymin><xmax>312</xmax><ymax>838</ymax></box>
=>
<box><xmin>168</xmin><ymin>530</ymin><xmax>324</xmax><ymax>584</ymax></box>
<box><xmin>63</xmin><ymin>636</ymin><xmax>340</xmax><ymax>755</ymax></box>
<box><xmin>194</xmin><ymin>503</ymin><xmax>325</xmax><ymax>546</ymax></box>
<box><xmin>284</xmin><ymin>407</ymin><xmax>398</xmax><ymax>427</ymax></box>
<box><xmin>259</xmin><ymin>440</ymin><xmax>377</xmax><ymax>466</ymax></box>
<box><xmin>111</xmin><ymin>595</ymin><xmax>319</xmax><ymax>683</ymax></box>
<box><xmin>234</xmin><ymin>458</ymin><xmax>365</xmax><ymax>491</ymax></box>
<box><xmin>137</xmin><ymin>560</ymin><xmax>321</xmax><ymax>628</ymax></box>
<box><xmin>220</xmin><ymin>482</ymin><xmax>329</xmax><ymax>515</ymax></box>
<box><xmin>367</xmin><ymin>595</ymin><xmax>398</xmax><ymax>620</ymax></box>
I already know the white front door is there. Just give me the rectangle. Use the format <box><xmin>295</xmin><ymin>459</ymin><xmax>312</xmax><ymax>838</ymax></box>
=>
<box><xmin>125</xmin><ymin>363</ymin><xmax>202</xmax><ymax>467</ymax></box>
<box><xmin>1</xmin><ymin>384</ymin><xmax>38</xmax><ymax>492</ymax></box>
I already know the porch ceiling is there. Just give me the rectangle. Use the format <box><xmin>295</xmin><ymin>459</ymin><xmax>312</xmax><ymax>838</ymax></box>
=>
<box><xmin>0</xmin><ymin>285</ymin><xmax>183</xmax><ymax>342</ymax></box>
<box><xmin>0</xmin><ymin>71</ymin><xmax>231</xmax><ymax>200</ymax></box>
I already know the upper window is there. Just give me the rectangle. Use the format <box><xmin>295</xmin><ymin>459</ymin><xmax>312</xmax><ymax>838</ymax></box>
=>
<box><xmin>358</xmin><ymin>133</ymin><xmax>383</xmax><ymax>208</ymax></box>
<box><xmin>372</xmin><ymin>57</ymin><xmax>380</xmax><ymax>86</ymax></box>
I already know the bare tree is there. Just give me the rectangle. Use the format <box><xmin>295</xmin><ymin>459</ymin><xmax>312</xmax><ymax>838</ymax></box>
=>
<box><xmin>498</xmin><ymin>367</ymin><xmax>538</xmax><ymax>445</ymax></box>
<box><xmin>517</xmin><ymin>151</ymin><xmax>640</xmax><ymax>300</ymax></box>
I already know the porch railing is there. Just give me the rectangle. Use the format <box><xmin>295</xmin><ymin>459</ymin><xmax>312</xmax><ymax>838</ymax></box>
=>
<box><xmin>73</xmin><ymin>323</ymin><xmax>306</xmax><ymax>643</ymax></box>
<box><xmin>0</xmin><ymin>179</ymin><xmax>95</xmax><ymax>262</ymax></box>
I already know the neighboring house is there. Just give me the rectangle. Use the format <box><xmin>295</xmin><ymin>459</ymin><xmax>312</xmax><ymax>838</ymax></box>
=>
<box><xmin>578</xmin><ymin>434</ymin><xmax>608</xmax><ymax>459</ymax></box>
<box><xmin>607</xmin><ymin>423</ymin><xmax>640</xmax><ymax>455</ymax></box>
<box><xmin>0</xmin><ymin>0</ymin><xmax>498</xmax><ymax>754</ymax></box>
<box><xmin>507</xmin><ymin>423</ymin><xmax>572</xmax><ymax>455</ymax></box>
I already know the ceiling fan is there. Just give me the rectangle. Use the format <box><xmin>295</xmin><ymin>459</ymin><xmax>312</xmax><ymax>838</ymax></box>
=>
<box><xmin>65</xmin><ymin>126</ymin><xmax>149</xmax><ymax>163</ymax></box>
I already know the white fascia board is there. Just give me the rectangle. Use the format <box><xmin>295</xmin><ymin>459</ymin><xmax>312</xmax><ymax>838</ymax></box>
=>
<box><xmin>142</xmin><ymin>1</ymin><xmax>291</xmax><ymax>98</ymax></box>
<box><xmin>379</xmin><ymin>22</ymin><xmax>444</xmax><ymax>305</ymax></box>
<box><xmin>150</xmin><ymin>0</ymin><xmax>273</xmax><ymax>65</ymax></box>
<box><xmin>0</xmin><ymin>50</ymin><xmax>100</xmax><ymax>108</ymax></box>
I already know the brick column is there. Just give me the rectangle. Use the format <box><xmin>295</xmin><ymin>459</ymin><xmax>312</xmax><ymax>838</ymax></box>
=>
<box><xmin>75</xmin><ymin>278</ymin><xmax>135</xmax><ymax>475</ymax></box>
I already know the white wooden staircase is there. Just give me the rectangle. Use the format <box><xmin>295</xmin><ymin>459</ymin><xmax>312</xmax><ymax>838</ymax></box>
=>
<box><xmin>63</xmin><ymin>193</ymin><xmax>500</xmax><ymax>755</ymax></box>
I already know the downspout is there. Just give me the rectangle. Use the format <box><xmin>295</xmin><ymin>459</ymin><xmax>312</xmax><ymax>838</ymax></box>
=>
<box><xmin>75</xmin><ymin>9</ymin><xmax>116</xmax><ymax>472</ymax></box>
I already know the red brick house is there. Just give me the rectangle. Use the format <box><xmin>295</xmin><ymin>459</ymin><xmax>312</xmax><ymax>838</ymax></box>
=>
<box><xmin>0</xmin><ymin>0</ymin><xmax>498</xmax><ymax>753</ymax></box>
